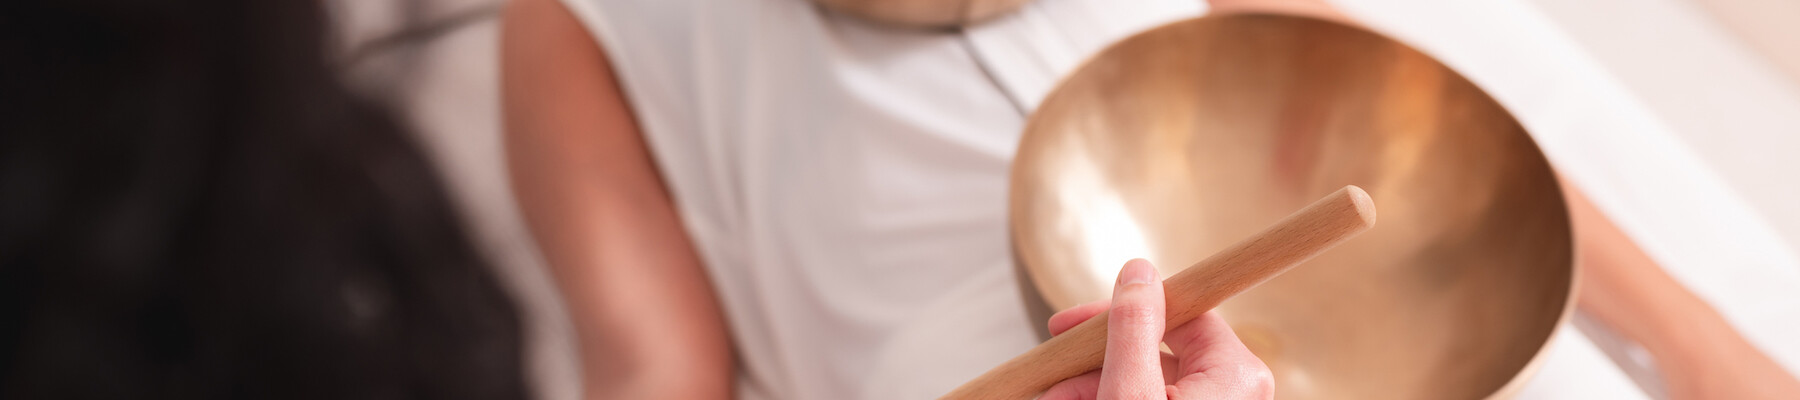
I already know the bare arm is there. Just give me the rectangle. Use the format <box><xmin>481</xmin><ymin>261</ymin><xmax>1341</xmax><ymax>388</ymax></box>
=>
<box><xmin>500</xmin><ymin>0</ymin><xmax>733</xmax><ymax>398</ymax></box>
<box><xmin>1565</xmin><ymin>185</ymin><xmax>1800</xmax><ymax>399</ymax></box>
<box><xmin>1207</xmin><ymin>0</ymin><xmax>1797</xmax><ymax>395</ymax></box>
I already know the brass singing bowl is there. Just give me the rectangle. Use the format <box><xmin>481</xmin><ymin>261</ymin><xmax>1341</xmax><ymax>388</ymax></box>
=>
<box><xmin>1010</xmin><ymin>14</ymin><xmax>1574</xmax><ymax>399</ymax></box>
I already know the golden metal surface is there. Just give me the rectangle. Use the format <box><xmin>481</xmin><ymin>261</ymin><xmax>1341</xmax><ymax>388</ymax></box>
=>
<box><xmin>1010</xmin><ymin>14</ymin><xmax>1574</xmax><ymax>399</ymax></box>
<box><xmin>810</xmin><ymin>0</ymin><xmax>1033</xmax><ymax>28</ymax></box>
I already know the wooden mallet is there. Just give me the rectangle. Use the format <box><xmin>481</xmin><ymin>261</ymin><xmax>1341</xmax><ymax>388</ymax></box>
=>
<box><xmin>942</xmin><ymin>185</ymin><xmax>1378</xmax><ymax>399</ymax></box>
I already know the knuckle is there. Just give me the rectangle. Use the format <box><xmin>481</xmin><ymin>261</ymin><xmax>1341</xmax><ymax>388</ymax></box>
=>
<box><xmin>1251</xmin><ymin>369</ymin><xmax>1276</xmax><ymax>399</ymax></box>
<box><xmin>1228</xmin><ymin>362</ymin><xmax>1276</xmax><ymax>399</ymax></box>
<box><xmin>1038</xmin><ymin>384</ymin><xmax>1077</xmax><ymax>400</ymax></box>
<box><xmin>1109</xmin><ymin>303</ymin><xmax>1161</xmax><ymax>326</ymax></box>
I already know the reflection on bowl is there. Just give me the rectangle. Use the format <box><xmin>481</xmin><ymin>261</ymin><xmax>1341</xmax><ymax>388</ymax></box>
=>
<box><xmin>1009</xmin><ymin>14</ymin><xmax>1574</xmax><ymax>400</ymax></box>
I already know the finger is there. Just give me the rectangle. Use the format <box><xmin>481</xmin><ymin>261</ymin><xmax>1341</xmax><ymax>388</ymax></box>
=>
<box><xmin>1164</xmin><ymin>311</ymin><xmax>1274</xmax><ymax>400</ymax></box>
<box><xmin>1098</xmin><ymin>258</ymin><xmax>1167</xmax><ymax>400</ymax></box>
<box><xmin>1164</xmin><ymin>312</ymin><xmax>1260</xmax><ymax>376</ymax></box>
<box><xmin>1162</xmin><ymin>351</ymin><xmax>1180</xmax><ymax>383</ymax></box>
<box><xmin>1039</xmin><ymin>370</ymin><xmax>1102</xmax><ymax>400</ymax></box>
<box><xmin>1048</xmin><ymin>299</ymin><xmax>1111</xmax><ymax>336</ymax></box>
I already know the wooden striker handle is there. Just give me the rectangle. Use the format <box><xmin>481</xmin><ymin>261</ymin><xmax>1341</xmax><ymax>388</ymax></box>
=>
<box><xmin>940</xmin><ymin>185</ymin><xmax>1378</xmax><ymax>399</ymax></box>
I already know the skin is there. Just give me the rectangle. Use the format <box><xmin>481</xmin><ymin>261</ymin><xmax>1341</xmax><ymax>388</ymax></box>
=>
<box><xmin>500</xmin><ymin>0</ymin><xmax>733</xmax><ymax>398</ymax></box>
<box><xmin>1057</xmin><ymin>4</ymin><xmax>1800</xmax><ymax>399</ymax></box>
<box><xmin>1564</xmin><ymin>183</ymin><xmax>1800</xmax><ymax>399</ymax></box>
<box><xmin>1041</xmin><ymin>260</ymin><xmax>1274</xmax><ymax>400</ymax></box>
<box><xmin>499</xmin><ymin>0</ymin><xmax>1798</xmax><ymax>398</ymax></box>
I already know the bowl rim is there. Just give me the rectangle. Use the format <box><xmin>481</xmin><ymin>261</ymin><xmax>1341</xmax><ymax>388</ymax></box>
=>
<box><xmin>1004</xmin><ymin>12</ymin><xmax>1581</xmax><ymax>399</ymax></box>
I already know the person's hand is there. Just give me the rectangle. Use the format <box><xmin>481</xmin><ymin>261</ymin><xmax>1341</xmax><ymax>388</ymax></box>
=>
<box><xmin>1041</xmin><ymin>259</ymin><xmax>1274</xmax><ymax>400</ymax></box>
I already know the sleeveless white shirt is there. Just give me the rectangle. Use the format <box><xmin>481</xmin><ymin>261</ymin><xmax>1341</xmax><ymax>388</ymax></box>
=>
<box><xmin>555</xmin><ymin>0</ymin><xmax>1200</xmax><ymax>398</ymax></box>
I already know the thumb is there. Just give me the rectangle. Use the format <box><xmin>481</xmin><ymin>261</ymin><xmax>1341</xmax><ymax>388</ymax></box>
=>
<box><xmin>1099</xmin><ymin>258</ymin><xmax>1167</xmax><ymax>400</ymax></box>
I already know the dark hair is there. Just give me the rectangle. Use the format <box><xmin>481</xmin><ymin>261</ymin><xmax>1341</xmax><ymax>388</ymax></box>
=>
<box><xmin>0</xmin><ymin>1</ymin><xmax>529</xmax><ymax>399</ymax></box>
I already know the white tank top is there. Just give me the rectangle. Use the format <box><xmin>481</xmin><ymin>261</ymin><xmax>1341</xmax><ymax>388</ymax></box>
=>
<box><xmin>554</xmin><ymin>0</ymin><xmax>1201</xmax><ymax>398</ymax></box>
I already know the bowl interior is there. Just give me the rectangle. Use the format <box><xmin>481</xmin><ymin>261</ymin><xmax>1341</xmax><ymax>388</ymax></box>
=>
<box><xmin>1010</xmin><ymin>14</ymin><xmax>1573</xmax><ymax>399</ymax></box>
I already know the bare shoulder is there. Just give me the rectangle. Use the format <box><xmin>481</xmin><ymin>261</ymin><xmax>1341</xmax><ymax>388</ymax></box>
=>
<box><xmin>499</xmin><ymin>0</ymin><xmax>631</xmax><ymax>140</ymax></box>
<box><xmin>499</xmin><ymin>0</ymin><xmax>650</xmax><ymax>178</ymax></box>
<box><xmin>497</xmin><ymin>1</ymin><xmax>733</xmax><ymax>397</ymax></box>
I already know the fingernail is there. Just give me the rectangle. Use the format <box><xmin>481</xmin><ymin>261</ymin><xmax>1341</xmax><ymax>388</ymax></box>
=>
<box><xmin>1118</xmin><ymin>258</ymin><xmax>1158</xmax><ymax>286</ymax></box>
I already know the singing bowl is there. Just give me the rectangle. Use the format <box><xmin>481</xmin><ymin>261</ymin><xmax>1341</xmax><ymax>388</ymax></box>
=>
<box><xmin>1010</xmin><ymin>14</ymin><xmax>1574</xmax><ymax>399</ymax></box>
